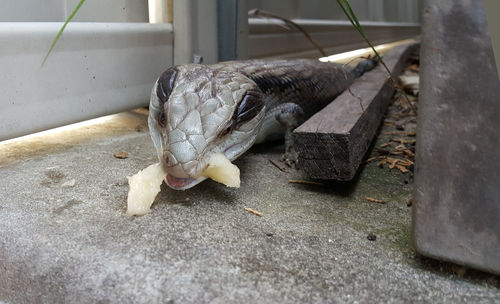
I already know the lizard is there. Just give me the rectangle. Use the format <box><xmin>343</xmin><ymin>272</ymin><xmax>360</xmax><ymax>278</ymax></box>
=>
<box><xmin>148</xmin><ymin>58</ymin><xmax>376</xmax><ymax>190</ymax></box>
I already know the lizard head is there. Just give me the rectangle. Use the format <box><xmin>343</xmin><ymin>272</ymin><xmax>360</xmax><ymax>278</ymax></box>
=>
<box><xmin>148</xmin><ymin>64</ymin><xmax>266</xmax><ymax>190</ymax></box>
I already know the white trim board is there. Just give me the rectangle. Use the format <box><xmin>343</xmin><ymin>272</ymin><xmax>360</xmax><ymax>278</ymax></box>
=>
<box><xmin>0</xmin><ymin>22</ymin><xmax>173</xmax><ymax>141</ymax></box>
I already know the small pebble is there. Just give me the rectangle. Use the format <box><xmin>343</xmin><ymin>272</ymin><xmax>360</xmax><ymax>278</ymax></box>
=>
<box><xmin>113</xmin><ymin>151</ymin><xmax>129</xmax><ymax>159</ymax></box>
<box><xmin>115</xmin><ymin>177</ymin><xmax>128</xmax><ymax>186</ymax></box>
<box><xmin>407</xmin><ymin>198</ymin><xmax>415</xmax><ymax>207</ymax></box>
<box><xmin>61</xmin><ymin>179</ymin><xmax>76</xmax><ymax>188</ymax></box>
<box><xmin>265</xmin><ymin>233</ymin><xmax>274</xmax><ymax>237</ymax></box>
<box><xmin>367</xmin><ymin>233</ymin><xmax>377</xmax><ymax>241</ymax></box>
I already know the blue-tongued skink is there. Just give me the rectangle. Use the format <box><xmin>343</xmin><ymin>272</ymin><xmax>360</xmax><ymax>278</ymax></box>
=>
<box><xmin>148</xmin><ymin>59</ymin><xmax>376</xmax><ymax>189</ymax></box>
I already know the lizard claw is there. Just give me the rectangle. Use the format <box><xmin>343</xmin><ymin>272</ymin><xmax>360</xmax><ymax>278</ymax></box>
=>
<box><xmin>281</xmin><ymin>149</ymin><xmax>298</xmax><ymax>167</ymax></box>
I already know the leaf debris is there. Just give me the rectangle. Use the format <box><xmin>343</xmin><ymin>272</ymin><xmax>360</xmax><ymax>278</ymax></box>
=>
<box><xmin>269</xmin><ymin>159</ymin><xmax>288</xmax><ymax>172</ymax></box>
<box><xmin>244</xmin><ymin>208</ymin><xmax>262</xmax><ymax>217</ymax></box>
<box><xmin>365</xmin><ymin>197</ymin><xmax>385</xmax><ymax>204</ymax></box>
<box><xmin>113</xmin><ymin>151</ymin><xmax>129</xmax><ymax>159</ymax></box>
<box><xmin>384</xmin><ymin>131</ymin><xmax>416</xmax><ymax>137</ymax></box>
<box><xmin>407</xmin><ymin>198</ymin><xmax>415</xmax><ymax>207</ymax></box>
<box><xmin>367</xmin><ymin>53</ymin><xmax>419</xmax><ymax>178</ymax></box>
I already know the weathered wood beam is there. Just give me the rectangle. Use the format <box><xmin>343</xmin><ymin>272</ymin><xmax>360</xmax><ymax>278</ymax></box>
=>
<box><xmin>293</xmin><ymin>42</ymin><xmax>419</xmax><ymax>181</ymax></box>
<box><xmin>413</xmin><ymin>0</ymin><xmax>500</xmax><ymax>275</ymax></box>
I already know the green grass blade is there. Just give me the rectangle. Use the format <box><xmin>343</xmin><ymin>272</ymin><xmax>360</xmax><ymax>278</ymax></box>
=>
<box><xmin>336</xmin><ymin>0</ymin><xmax>380</xmax><ymax>59</ymax></box>
<box><xmin>335</xmin><ymin>0</ymin><xmax>417</xmax><ymax>114</ymax></box>
<box><xmin>338</xmin><ymin>0</ymin><xmax>361</xmax><ymax>30</ymax></box>
<box><xmin>344</xmin><ymin>0</ymin><xmax>361</xmax><ymax>30</ymax></box>
<box><xmin>41</xmin><ymin>0</ymin><xmax>86</xmax><ymax>66</ymax></box>
<box><xmin>337</xmin><ymin>0</ymin><xmax>356</xmax><ymax>28</ymax></box>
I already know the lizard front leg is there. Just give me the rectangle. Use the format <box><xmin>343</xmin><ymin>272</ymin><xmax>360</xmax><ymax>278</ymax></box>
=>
<box><xmin>255</xmin><ymin>102</ymin><xmax>305</xmax><ymax>166</ymax></box>
<box><xmin>276</xmin><ymin>103</ymin><xmax>305</xmax><ymax>166</ymax></box>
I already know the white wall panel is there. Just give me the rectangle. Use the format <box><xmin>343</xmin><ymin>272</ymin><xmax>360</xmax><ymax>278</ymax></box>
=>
<box><xmin>0</xmin><ymin>0</ymin><xmax>149</xmax><ymax>22</ymax></box>
<box><xmin>67</xmin><ymin>0</ymin><xmax>149</xmax><ymax>22</ymax></box>
<box><xmin>245</xmin><ymin>0</ymin><xmax>421</xmax><ymax>59</ymax></box>
<box><xmin>248</xmin><ymin>19</ymin><xmax>420</xmax><ymax>59</ymax></box>
<box><xmin>0</xmin><ymin>22</ymin><xmax>173</xmax><ymax>140</ymax></box>
<box><xmin>0</xmin><ymin>0</ymin><xmax>66</xmax><ymax>22</ymax></box>
<box><xmin>247</xmin><ymin>0</ymin><xmax>421</xmax><ymax>22</ymax></box>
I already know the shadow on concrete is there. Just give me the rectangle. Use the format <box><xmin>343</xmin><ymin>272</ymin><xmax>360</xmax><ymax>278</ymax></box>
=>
<box><xmin>157</xmin><ymin>182</ymin><xmax>238</xmax><ymax>208</ymax></box>
<box><xmin>412</xmin><ymin>254</ymin><xmax>500</xmax><ymax>289</ymax></box>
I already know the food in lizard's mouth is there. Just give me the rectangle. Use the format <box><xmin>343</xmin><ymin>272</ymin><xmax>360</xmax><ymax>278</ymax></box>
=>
<box><xmin>126</xmin><ymin>153</ymin><xmax>240</xmax><ymax>215</ymax></box>
<box><xmin>126</xmin><ymin>162</ymin><xmax>166</xmax><ymax>216</ymax></box>
<box><xmin>200</xmin><ymin>153</ymin><xmax>240</xmax><ymax>188</ymax></box>
<box><xmin>163</xmin><ymin>153</ymin><xmax>240</xmax><ymax>190</ymax></box>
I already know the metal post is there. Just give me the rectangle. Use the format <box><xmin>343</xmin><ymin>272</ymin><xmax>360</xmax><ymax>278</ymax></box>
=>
<box><xmin>217</xmin><ymin>0</ymin><xmax>248</xmax><ymax>61</ymax></box>
<box><xmin>173</xmin><ymin>0</ymin><xmax>218</xmax><ymax>65</ymax></box>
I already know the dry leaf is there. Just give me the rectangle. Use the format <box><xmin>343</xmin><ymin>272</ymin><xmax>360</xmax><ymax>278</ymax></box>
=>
<box><xmin>269</xmin><ymin>159</ymin><xmax>288</xmax><ymax>172</ymax></box>
<box><xmin>114</xmin><ymin>151</ymin><xmax>129</xmax><ymax>159</ymax></box>
<box><xmin>365</xmin><ymin>197</ymin><xmax>385</xmax><ymax>204</ymax></box>
<box><xmin>404</xmin><ymin>149</ymin><xmax>415</xmax><ymax>158</ymax></box>
<box><xmin>244</xmin><ymin>208</ymin><xmax>262</xmax><ymax>217</ymax></box>
<box><xmin>391</xmin><ymin>138</ymin><xmax>416</xmax><ymax>145</ymax></box>
<box><xmin>395</xmin><ymin>165</ymin><xmax>409</xmax><ymax>173</ymax></box>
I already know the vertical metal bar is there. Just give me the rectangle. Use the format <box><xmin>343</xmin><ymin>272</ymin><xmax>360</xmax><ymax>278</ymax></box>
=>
<box><xmin>173</xmin><ymin>0</ymin><xmax>194</xmax><ymax>64</ymax></box>
<box><xmin>197</xmin><ymin>0</ymin><xmax>218</xmax><ymax>63</ymax></box>
<box><xmin>173</xmin><ymin>0</ymin><xmax>218</xmax><ymax>65</ymax></box>
<box><xmin>217</xmin><ymin>0</ymin><xmax>248</xmax><ymax>61</ymax></box>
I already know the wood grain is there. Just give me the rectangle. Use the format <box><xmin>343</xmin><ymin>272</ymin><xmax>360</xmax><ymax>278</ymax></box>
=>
<box><xmin>293</xmin><ymin>42</ymin><xmax>419</xmax><ymax>181</ymax></box>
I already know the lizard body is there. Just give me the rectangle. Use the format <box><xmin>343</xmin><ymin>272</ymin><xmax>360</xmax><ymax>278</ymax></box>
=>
<box><xmin>148</xmin><ymin>59</ymin><xmax>375</xmax><ymax>189</ymax></box>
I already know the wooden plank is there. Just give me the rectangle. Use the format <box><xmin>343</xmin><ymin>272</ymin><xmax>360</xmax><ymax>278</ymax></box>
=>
<box><xmin>413</xmin><ymin>0</ymin><xmax>500</xmax><ymax>275</ymax></box>
<box><xmin>293</xmin><ymin>42</ymin><xmax>419</xmax><ymax>181</ymax></box>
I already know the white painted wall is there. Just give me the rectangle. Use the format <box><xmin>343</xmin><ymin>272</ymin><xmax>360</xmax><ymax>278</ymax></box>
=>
<box><xmin>246</xmin><ymin>0</ymin><xmax>421</xmax><ymax>22</ymax></box>
<box><xmin>0</xmin><ymin>0</ymin><xmax>149</xmax><ymax>22</ymax></box>
<box><xmin>0</xmin><ymin>22</ymin><xmax>173</xmax><ymax>140</ymax></box>
<box><xmin>247</xmin><ymin>19</ymin><xmax>420</xmax><ymax>59</ymax></box>
<box><xmin>245</xmin><ymin>0</ymin><xmax>421</xmax><ymax>59</ymax></box>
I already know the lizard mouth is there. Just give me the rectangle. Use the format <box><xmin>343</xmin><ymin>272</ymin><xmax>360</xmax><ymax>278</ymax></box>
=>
<box><xmin>164</xmin><ymin>148</ymin><xmax>237</xmax><ymax>190</ymax></box>
<box><xmin>165</xmin><ymin>174</ymin><xmax>206</xmax><ymax>190</ymax></box>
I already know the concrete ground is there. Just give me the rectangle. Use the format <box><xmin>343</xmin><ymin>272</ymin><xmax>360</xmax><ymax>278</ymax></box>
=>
<box><xmin>0</xmin><ymin>109</ymin><xmax>499</xmax><ymax>303</ymax></box>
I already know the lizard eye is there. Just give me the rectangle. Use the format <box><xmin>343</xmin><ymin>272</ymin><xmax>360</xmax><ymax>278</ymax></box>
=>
<box><xmin>216</xmin><ymin>90</ymin><xmax>263</xmax><ymax>138</ymax></box>
<box><xmin>156</xmin><ymin>67</ymin><xmax>178</xmax><ymax>127</ymax></box>
<box><xmin>157</xmin><ymin>67</ymin><xmax>178</xmax><ymax>104</ymax></box>
<box><xmin>234</xmin><ymin>90</ymin><xmax>264</xmax><ymax>128</ymax></box>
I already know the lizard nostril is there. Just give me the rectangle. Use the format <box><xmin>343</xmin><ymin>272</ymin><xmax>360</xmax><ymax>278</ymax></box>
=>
<box><xmin>163</xmin><ymin>151</ymin><xmax>174</xmax><ymax>167</ymax></box>
<box><xmin>158</xmin><ymin>109</ymin><xmax>167</xmax><ymax>128</ymax></box>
